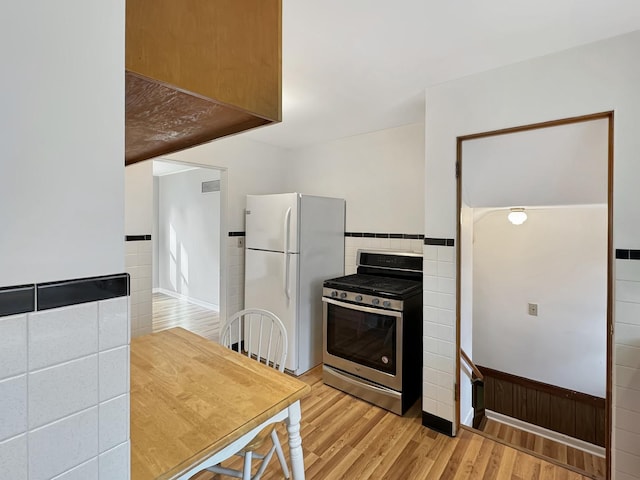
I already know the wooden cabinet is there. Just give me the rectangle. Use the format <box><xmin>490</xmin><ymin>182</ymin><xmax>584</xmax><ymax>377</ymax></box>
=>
<box><xmin>125</xmin><ymin>0</ymin><xmax>282</xmax><ymax>165</ymax></box>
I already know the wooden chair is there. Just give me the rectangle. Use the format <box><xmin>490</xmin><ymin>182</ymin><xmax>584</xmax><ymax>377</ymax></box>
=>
<box><xmin>206</xmin><ymin>308</ymin><xmax>290</xmax><ymax>480</ymax></box>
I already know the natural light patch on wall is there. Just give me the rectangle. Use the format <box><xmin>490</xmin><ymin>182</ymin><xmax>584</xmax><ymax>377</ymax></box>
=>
<box><xmin>169</xmin><ymin>224</ymin><xmax>177</xmax><ymax>291</ymax></box>
<box><xmin>180</xmin><ymin>244</ymin><xmax>189</xmax><ymax>296</ymax></box>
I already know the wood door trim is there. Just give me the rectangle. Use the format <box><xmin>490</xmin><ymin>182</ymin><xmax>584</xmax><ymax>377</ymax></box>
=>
<box><xmin>455</xmin><ymin>111</ymin><xmax>614</xmax><ymax>479</ymax></box>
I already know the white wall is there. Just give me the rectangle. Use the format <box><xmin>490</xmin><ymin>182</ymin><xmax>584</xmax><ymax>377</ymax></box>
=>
<box><xmin>166</xmin><ymin>125</ymin><xmax>425</xmax><ymax>318</ymax></box>
<box><xmin>473</xmin><ymin>207</ymin><xmax>607</xmax><ymax>397</ymax></box>
<box><xmin>289</xmin><ymin>123</ymin><xmax>425</xmax><ymax>233</ymax></box>
<box><xmin>424</xmin><ymin>30</ymin><xmax>640</xmax><ymax>478</ymax></box>
<box><xmin>165</xmin><ymin>135</ymin><xmax>290</xmax><ymax>320</ymax></box>
<box><xmin>0</xmin><ymin>0</ymin><xmax>125</xmax><ymax>287</ymax></box>
<box><xmin>1</xmin><ymin>0</ymin><xmax>128</xmax><ymax>478</ymax></box>
<box><xmin>166</xmin><ymin>136</ymin><xmax>291</xmax><ymax>231</ymax></box>
<box><xmin>125</xmin><ymin>161</ymin><xmax>153</xmax><ymax>235</ymax></box>
<box><xmin>157</xmin><ymin>169</ymin><xmax>221</xmax><ymax>308</ymax></box>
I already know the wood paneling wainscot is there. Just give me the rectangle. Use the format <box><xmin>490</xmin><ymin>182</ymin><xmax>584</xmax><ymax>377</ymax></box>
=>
<box><xmin>479</xmin><ymin>366</ymin><xmax>606</xmax><ymax>447</ymax></box>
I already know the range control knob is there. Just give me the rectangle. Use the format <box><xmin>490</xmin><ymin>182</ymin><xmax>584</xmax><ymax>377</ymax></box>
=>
<box><xmin>383</xmin><ymin>300</ymin><xmax>391</xmax><ymax>308</ymax></box>
<box><xmin>372</xmin><ymin>298</ymin><xmax>380</xmax><ymax>306</ymax></box>
<box><xmin>340</xmin><ymin>292</ymin><xmax>348</xmax><ymax>299</ymax></box>
<box><xmin>355</xmin><ymin>295</ymin><xmax>363</xmax><ymax>302</ymax></box>
<box><xmin>331</xmin><ymin>290</ymin><xmax>338</xmax><ymax>298</ymax></box>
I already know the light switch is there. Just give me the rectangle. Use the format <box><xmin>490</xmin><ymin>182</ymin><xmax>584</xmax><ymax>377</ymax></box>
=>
<box><xmin>528</xmin><ymin>303</ymin><xmax>538</xmax><ymax>316</ymax></box>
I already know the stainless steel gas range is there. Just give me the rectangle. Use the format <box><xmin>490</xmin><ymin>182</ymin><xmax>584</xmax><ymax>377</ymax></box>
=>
<box><xmin>322</xmin><ymin>250</ymin><xmax>422</xmax><ymax>415</ymax></box>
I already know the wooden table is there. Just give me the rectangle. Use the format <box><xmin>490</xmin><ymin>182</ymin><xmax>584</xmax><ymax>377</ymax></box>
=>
<box><xmin>130</xmin><ymin>327</ymin><xmax>311</xmax><ymax>480</ymax></box>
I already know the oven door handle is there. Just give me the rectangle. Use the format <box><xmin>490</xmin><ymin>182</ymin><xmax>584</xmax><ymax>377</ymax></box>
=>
<box><xmin>322</xmin><ymin>297</ymin><xmax>402</xmax><ymax>317</ymax></box>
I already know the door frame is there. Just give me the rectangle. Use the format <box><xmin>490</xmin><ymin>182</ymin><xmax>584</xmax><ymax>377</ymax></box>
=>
<box><xmin>150</xmin><ymin>159</ymin><xmax>229</xmax><ymax>321</ymax></box>
<box><xmin>455</xmin><ymin>111</ymin><xmax>614</xmax><ymax>478</ymax></box>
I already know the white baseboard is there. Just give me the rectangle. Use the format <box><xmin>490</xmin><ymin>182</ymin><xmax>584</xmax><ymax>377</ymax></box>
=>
<box><xmin>155</xmin><ymin>288</ymin><xmax>219</xmax><ymax>312</ymax></box>
<box><xmin>485</xmin><ymin>410</ymin><xmax>605</xmax><ymax>458</ymax></box>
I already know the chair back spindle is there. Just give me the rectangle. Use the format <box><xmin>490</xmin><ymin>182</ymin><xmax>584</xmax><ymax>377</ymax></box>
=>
<box><xmin>221</xmin><ymin>309</ymin><xmax>288</xmax><ymax>373</ymax></box>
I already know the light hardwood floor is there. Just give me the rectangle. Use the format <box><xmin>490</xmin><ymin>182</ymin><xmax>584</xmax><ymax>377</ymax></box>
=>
<box><xmin>479</xmin><ymin>418</ymin><xmax>605</xmax><ymax>480</ymax></box>
<box><xmin>153</xmin><ymin>296</ymin><xmax>600</xmax><ymax>479</ymax></box>
<box><xmin>192</xmin><ymin>367</ymin><xmax>594</xmax><ymax>480</ymax></box>
<box><xmin>152</xmin><ymin>292</ymin><xmax>221</xmax><ymax>341</ymax></box>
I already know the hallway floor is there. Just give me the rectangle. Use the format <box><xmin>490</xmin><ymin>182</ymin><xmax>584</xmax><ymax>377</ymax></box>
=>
<box><xmin>480</xmin><ymin>418</ymin><xmax>605</xmax><ymax>479</ymax></box>
<box><xmin>152</xmin><ymin>292</ymin><xmax>221</xmax><ymax>342</ymax></box>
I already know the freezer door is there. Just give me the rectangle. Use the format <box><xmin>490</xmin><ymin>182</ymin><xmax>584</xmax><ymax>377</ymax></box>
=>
<box><xmin>244</xmin><ymin>248</ymin><xmax>299</xmax><ymax>372</ymax></box>
<box><xmin>245</xmin><ymin>193</ymin><xmax>299</xmax><ymax>253</ymax></box>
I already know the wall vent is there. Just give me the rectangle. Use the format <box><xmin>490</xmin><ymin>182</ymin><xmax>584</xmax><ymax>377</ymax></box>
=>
<box><xmin>202</xmin><ymin>180</ymin><xmax>220</xmax><ymax>193</ymax></box>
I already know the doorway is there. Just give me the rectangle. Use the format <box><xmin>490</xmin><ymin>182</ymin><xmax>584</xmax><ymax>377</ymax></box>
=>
<box><xmin>151</xmin><ymin>159</ymin><xmax>227</xmax><ymax>341</ymax></box>
<box><xmin>456</xmin><ymin>112</ymin><xmax>613</xmax><ymax>479</ymax></box>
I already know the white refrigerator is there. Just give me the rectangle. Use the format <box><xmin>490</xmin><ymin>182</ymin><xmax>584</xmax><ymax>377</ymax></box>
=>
<box><xmin>244</xmin><ymin>193</ymin><xmax>345</xmax><ymax>375</ymax></box>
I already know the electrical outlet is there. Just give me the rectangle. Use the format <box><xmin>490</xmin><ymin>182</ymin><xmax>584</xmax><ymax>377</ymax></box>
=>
<box><xmin>528</xmin><ymin>303</ymin><xmax>538</xmax><ymax>316</ymax></box>
<box><xmin>237</xmin><ymin>237</ymin><xmax>244</xmax><ymax>248</ymax></box>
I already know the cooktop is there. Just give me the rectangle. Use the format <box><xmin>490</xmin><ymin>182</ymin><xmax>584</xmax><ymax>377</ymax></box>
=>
<box><xmin>323</xmin><ymin>273</ymin><xmax>422</xmax><ymax>298</ymax></box>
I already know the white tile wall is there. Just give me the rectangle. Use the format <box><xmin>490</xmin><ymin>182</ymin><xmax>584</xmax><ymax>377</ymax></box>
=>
<box><xmin>422</xmin><ymin>244</ymin><xmax>456</xmax><ymax>425</ymax></box>
<box><xmin>344</xmin><ymin>236</ymin><xmax>423</xmax><ymax>274</ymax></box>
<box><xmin>0</xmin><ymin>314</ymin><xmax>27</xmax><ymax>380</ymax></box>
<box><xmin>99</xmin><ymin>297</ymin><xmax>130</xmax><ymax>351</ymax></box>
<box><xmin>99</xmin><ymin>346</ymin><xmax>129</xmax><ymax>402</ymax></box>
<box><xmin>29</xmin><ymin>407</ymin><xmax>99</xmax><ymax>480</ymax></box>
<box><xmin>227</xmin><ymin>235</ymin><xmax>246</xmax><ymax>317</ymax></box>
<box><xmin>29</xmin><ymin>303</ymin><xmax>98</xmax><ymax>370</ymax></box>
<box><xmin>127</xmin><ymin>240</ymin><xmax>152</xmax><ymax>337</ymax></box>
<box><xmin>51</xmin><ymin>459</ymin><xmax>98</xmax><ymax>480</ymax></box>
<box><xmin>614</xmin><ymin>258</ymin><xmax>640</xmax><ymax>480</ymax></box>
<box><xmin>98</xmin><ymin>441</ymin><xmax>130</xmax><ymax>479</ymax></box>
<box><xmin>28</xmin><ymin>355</ymin><xmax>98</xmax><ymax>429</ymax></box>
<box><xmin>0</xmin><ymin>434</ymin><xmax>27</xmax><ymax>479</ymax></box>
<box><xmin>99</xmin><ymin>394</ymin><xmax>129</xmax><ymax>453</ymax></box>
<box><xmin>0</xmin><ymin>296</ymin><xmax>130</xmax><ymax>480</ymax></box>
<box><xmin>0</xmin><ymin>375</ymin><xmax>27</xmax><ymax>441</ymax></box>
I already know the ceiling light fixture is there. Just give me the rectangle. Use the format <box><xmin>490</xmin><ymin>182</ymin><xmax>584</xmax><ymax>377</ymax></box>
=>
<box><xmin>508</xmin><ymin>208</ymin><xmax>527</xmax><ymax>225</ymax></box>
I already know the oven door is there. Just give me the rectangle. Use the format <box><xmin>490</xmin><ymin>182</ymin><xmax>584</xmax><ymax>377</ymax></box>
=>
<box><xmin>322</xmin><ymin>297</ymin><xmax>403</xmax><ymax>391</ymax></box>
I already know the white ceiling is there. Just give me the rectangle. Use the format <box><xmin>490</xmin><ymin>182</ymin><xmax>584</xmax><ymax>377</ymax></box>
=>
<box><xmin>244</xmin><ymin>0</ymin><xmax>640</xmax><ymax>149</ymax></box>
<box><xmin>461</xmin><ymin>118</ymin><xmax>608</xmax><ymax>209</ymax></box>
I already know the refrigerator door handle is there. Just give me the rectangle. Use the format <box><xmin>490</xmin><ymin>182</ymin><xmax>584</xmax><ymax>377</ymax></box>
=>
<box><xmin>283</xmin><ymin>207</ymin><xmax>292</xmax><ymax>299</ymax></box>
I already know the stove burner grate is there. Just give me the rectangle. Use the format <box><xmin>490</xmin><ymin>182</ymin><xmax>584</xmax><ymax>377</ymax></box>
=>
<box><xmin>323</xmin><ymin>274</ymin><xmax>421</xmax><ymax>298</ymax></box>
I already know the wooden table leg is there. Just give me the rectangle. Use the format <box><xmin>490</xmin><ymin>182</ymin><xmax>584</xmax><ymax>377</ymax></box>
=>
<box><xmin>286</xmin><ymin>400</ymin><xmax>305</xmax><ymax>480</ymax></box>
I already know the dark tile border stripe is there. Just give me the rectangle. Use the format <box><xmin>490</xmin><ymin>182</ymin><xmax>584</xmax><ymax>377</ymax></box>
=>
<box><xmin>229</xmin><ymin>231</ymin><xmax>245</xmax><ymax>237</ymax></box>
<box><xmin>616</xmin><ymin>249</ymin><xmax>640</xmax><ymax>260</ymax></box>
<box><xmin>424</xmin><ymin>237</ymin><xmax>455</xmax><ymax>247</ymax></box>
<box><xmin>0</xmin><ymin>284</ymin><xmax>35</xmax><ymax>317</ymax></box>
<box><xmin>37</xmin><ymin>274</ymin><xmax>130</xmax><ymax>311</ymax></box>
<box><xmin>344</xmin><ymin>232</ymin><xmax>424</xmax><ymax>239</ymax></box>
<box><xmin>422</xmin><ymin>411</ymin><xmax>454</xmax><ymax>437</ymax></box>
<box><xmin>125</xmin><ymin>235</ymin><xmax>151</xmax><ymax>241</ymax></box>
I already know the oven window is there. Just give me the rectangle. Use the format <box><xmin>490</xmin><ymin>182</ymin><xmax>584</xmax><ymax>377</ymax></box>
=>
<box><xmin>326</xmin><ymin>303</ymin><xmax>397</xmax><ymax>375</ymax></box>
